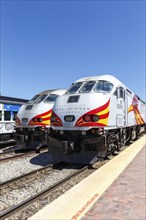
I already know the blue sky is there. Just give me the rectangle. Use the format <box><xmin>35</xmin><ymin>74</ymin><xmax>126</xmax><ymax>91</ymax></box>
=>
<box><xmin>1</xmin><ymin>0</ymin><xmax>145</xmax><ymax>101</ymax></box>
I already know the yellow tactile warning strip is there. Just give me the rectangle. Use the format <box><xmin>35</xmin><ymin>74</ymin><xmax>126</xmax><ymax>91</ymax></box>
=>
<box><xmin>29</xmin><ymin>135</ymin><xmax>146</xmax><ymax>220</ymax></box>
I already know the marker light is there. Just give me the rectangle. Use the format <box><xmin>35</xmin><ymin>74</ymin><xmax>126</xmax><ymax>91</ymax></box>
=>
<box><xmin>83</xmin><ymin>115</ymin><xmax>91</xmax><ymax>122</ymax></box>
<box><xmin>32</xmin><ymin>118</ymin><xmax>37</xmax><ymax>122</ymax></box>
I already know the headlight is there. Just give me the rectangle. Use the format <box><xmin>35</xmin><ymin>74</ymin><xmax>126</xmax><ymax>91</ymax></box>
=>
<box><xmin>92</xmin><ymin>115</ymin><xmax>99</xmax><ymax>122</ymax></box>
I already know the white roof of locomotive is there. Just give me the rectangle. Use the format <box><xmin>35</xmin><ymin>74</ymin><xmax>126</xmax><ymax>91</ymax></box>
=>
<box><xmin>36</xmin><ymin>89</ymin><xmax>66</xmax><ymax>96</ymax></box>
<box><xmin>75</xmin><ymin>74</ymin><xmax>124</xmax><ymax>87</ymax></box>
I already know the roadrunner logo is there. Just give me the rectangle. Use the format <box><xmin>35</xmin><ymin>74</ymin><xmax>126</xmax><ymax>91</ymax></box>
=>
<box><xmin>128</xmin><ymin>95</ymin><xmax>145</xmax><ymax>124</ymax></box>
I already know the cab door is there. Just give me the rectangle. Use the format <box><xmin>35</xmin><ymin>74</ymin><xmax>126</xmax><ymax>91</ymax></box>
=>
<box><xmin>116</xmin><ymin>87</ymin><xmax>126</xmax><ymax>127</ymax></box>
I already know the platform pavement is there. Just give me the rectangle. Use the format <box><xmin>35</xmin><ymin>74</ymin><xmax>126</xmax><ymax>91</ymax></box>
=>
<box><xmin>29</xmin><ymin>134</ymin><xmax>146</xmax><ymax>220</ymax></box>
<box><xmin>81</xmin><ymin>143</ymin><xmax>146</xmax><ymax>220</ymax></box>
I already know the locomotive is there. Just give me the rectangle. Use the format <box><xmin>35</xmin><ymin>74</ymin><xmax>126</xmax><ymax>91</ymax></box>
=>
<box><xmin>14</xmin><ymin>89</ymin><xmax>66</xmax><ymax>150</ymax></box>
<box><xmin>49</xmin><ymin>75</ymin><xmax>146</xmax><ymax>164</ymax></box>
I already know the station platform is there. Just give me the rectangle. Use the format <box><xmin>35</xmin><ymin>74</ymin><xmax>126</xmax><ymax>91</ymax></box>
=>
<box><xmin>29</xmin><ymin>134</ymin><xmax>146</xmax><ymax>220</ymax></box>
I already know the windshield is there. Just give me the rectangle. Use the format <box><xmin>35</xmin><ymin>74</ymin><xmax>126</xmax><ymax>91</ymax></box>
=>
<box><xmin>44</xmin><ymin>94</ymin><xmax>59</xmax><ymax>103</ymax></box>
<box><xmin>28</xmin><ymin>95</ymin><xmax>40</xmax><ymax>103</ymax></box>
<box><xmin>79</xmin><ymin>81</ymin><xmax>96</xmax><ymax>93</ymax></box>
<box><xmin>67</xmin><ymin>82</ymin><xmax>83</xmax><ymax>94</ymax></box>
<box><xmin>28</xmin><ymin>94</ymin><xmax>48</xmax><ymax>104</ymax></box>
<box><xmin>94</xmin><ymin>81</ymin><xmax>113</xmax><ymax>93</ymax></box>
<box><xmin>66</xmin><ymin>80</ymin><xmax>113</xmax><ymax>95</ymax></box>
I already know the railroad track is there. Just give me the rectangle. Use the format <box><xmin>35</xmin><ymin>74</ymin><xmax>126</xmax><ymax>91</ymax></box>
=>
<box><xmin>0</xmin><ymin>149</ymin><xmax>48</xmax><ymax>162</ymax></box>
<box><xmin>0</xmin><ymin>163</ymin><xmax>93</xmax><ymax>220</ymax></box>
<box><xmin>0</xmin><ymin>163</ymin><xmax>55</xmax><ymax>192</ymax></box>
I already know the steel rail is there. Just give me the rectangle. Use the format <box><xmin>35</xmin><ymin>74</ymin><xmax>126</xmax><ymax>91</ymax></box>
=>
<box><xmin>0</xmin><ymin>149</ymin><xmax>48</xmax><ymax>162</ymax></box>
<box><xmin>0</xmin><ymin>163</ymin><xmax>55</xmax><ymax>189</ymax></box>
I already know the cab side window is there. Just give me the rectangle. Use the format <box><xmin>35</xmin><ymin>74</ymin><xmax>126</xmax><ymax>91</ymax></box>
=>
<box><xmin>119</xmin><ymin>87</ymin><xmax>124</xmax><ymax>98</ymax></box>
<box><xmin>114</xmin><ymin>87</ymin><xmax>125</xmax><ymax>99</ymax></box>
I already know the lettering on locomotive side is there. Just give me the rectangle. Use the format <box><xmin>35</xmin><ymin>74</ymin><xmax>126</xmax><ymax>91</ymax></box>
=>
<box><xmin>55</xmin><ymin>107</ymin><xmax>90</xmax><ymax>111</ymax></box>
